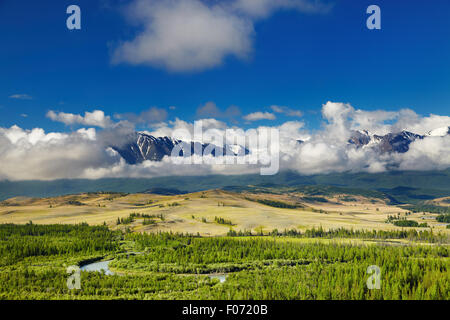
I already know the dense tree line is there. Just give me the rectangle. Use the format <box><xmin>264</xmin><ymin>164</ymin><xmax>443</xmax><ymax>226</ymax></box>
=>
<box><xmin>403</xmin><ymin>204</ymin><xmax>450</xmax><ymax>214</ymax></box>
<box><xmin>393</xmin><ymin>220</ymin><xmax>419</xmax><ymax>227</ymax></box>
<box><xmin>214</xmin><ymin>216</ymin><xmax>234</xmax><ymax>226</ymax></box>
<box><xmin>0</xmin><ymin>223</ymin><xmax>120</xmax><ymax>266</ymax></box>
<box><xmin>229</xmin><ymin>226</ymin><xmax>447</xmax><ymax>243</ymax></box>
<box><xmin>252</xmin><ymin>199</ymin><xmax>301</xmax><ymax>209</ymax></box>
<box><xmin>301</xmin><ymin>196</ymin><xmax>329</xmax><ymax>203</ymax></box>
<box><xmin>436</xmin><ymin>214</ymin><xmax>450</xmax><ymax>223</ymax></box>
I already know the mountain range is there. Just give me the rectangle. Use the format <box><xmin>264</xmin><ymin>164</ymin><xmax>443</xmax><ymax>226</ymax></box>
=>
<box><xmin>111</xmin><ymin>132</ymin><xmax>249</xmax><ymax>164</ymax></box>
<box><xmin>348</xmin><ymin>126</ymin><xmax>449</xmax><ymax>153</ymax></box>
<box><xmin>111</xmin><ymin>127</ymin><xmax>449</xmax><ymax>164</ymax></box>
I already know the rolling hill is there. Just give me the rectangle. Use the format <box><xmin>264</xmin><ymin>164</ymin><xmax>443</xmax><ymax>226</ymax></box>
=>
<box><xmin>0</xmin><ymin>169</ymin><xmax>449</xmax><ymax>203</ymax></box>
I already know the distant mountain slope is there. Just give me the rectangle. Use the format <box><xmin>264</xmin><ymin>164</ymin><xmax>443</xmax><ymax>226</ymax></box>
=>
<box><xmin>109</xmin><ymin>127</ymin><xmax>449</xmax><ymax>164</ymax></box>
<box><xmin>349</xmin><ymin>130</ymin><xmax>423</xmax><ymax>153</ymax></box>
<box><xmin>1</xmin><ymin>169</ymin><xmax>449</xmax><ymax>203</ymax></box>
<box><xmin>111</xmin><ymin>132</ymin><xmax>249</xmax><ymax>164</ymax></box>
<box><xmin>348</xmin><ymin>126</ymin><xmax>449</xmax><ymax>154</ymax></box>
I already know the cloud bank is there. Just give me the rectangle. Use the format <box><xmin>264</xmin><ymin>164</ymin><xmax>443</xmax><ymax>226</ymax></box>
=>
<box><xmin>0</xmin><ymin>102</ymin><xmax>449</xmax><ymax>181</ymax></box>
<box><xmin>112</xmin><ymin>0</ymin><xmax>330</xmax><ymax>72</ymax></box>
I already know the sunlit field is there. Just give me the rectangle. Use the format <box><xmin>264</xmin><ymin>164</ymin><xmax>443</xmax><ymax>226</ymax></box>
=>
<box><xmin>1</xmin><ymin>190</ymin><xmax>448</xmax><ymax>237</ymax></box>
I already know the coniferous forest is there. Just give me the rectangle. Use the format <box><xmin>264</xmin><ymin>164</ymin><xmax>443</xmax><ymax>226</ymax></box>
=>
<box><xmin>0</xmin><ymin>223</ymin><xmax>448</xmax><ymax>300</ymax></box>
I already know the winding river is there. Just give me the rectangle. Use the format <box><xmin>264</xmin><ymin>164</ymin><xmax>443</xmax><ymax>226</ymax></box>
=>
<box><xmin>207</xmin><ymin>274</ymin><xmax>227</xmax><ymax>283</ymax></box>
<box><xmin>80</xmin><ymin>260</ymin><xmax>114</xmax><ymax>275</ymax></box>
<box><xmin>80</xmin><ymin>259</ymin><xmax>228</xmax><ymax>283</ymax></box>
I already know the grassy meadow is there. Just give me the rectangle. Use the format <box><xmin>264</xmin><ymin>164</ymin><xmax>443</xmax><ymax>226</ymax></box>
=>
<box><xmin>1</xmin><ymin>189</ymin><xmax>449</xmax><ymax>236</ymax></box>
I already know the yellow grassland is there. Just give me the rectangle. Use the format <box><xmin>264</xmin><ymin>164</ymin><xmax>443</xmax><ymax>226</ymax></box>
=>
<box><xmin>0</xmin><ymin>190</ymin><xmax>448</xmax><ymax>236</ymax></box>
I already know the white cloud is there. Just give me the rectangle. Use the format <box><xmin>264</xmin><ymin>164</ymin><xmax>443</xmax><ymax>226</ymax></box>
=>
<box><xmin>146</xmin><ymin>117</ymin><xmax>230</xmax><ymax>144</ymax></box>
<box><xmin>0</xmin><ymin>125</ymin><xmax>67</xmax><ymax>145</ymax></box>
<box><xmin>397</xmin><ymin>136</ymin><xmax>450</xmax><ymax>171</ymax></box>
<box><xmin>393</xmin><ymin>111</ymin><xmax>450</xmax><ymax>135</ymax></box>
<box><xmin>47</xmin><ymin>110</ymin><xmax>113</xmax><ymax>128</ymax></box>
<box><xmin>319</xmin><ymin>101</ymin><xmax>450</xmax><ymax>138</ymax></box>
<box><xmin>112</xmin><ymin>0</ymin><xmax>254</xmax><ymax>72</ymax></box>
<box><xmin>270</xmin><ymin>105</ymin><xmax>303</xmax><ymax>117</ymax></box>
<box><xmin>112</xmin><ymin>0</ymin><xmax>330</xmax><ymax>72</ymax></box>
<box><xmin>284</xmin><ymin>102</ymin><xmax>450</xmax><ymax>174</ymax></box>
<box><xmin>0</xmin><ymin>125</ymin><xmax>118</xmax><ymax>181</ymax></box>
<box><xmin>244</xmin><ymin>111</ymin><xmax>276</xmax><ymax>121</ymax></box>
<box><xmin>9</xmin><ymin>94</ymin><xmax>32</xmax><ymax>100</ymax></box>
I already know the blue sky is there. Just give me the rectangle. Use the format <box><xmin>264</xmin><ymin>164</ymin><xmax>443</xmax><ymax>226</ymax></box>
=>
<box><xmin>1</xmin><ymin>0</ymin><xmax>449</xmax><ymax>132</ymax></box>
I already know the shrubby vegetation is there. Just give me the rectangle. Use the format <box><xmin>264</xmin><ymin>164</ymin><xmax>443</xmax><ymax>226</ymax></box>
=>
<box><xmin>301</xmin><ymin>196</ymin><xmax>328</xmax><ymax>203</ymax></box>
<box><xmin>116</xmin><ymin>216</ymin><xmax>134</xmax><ymax>225</ymax></box>
<box><xmin>392</xmin><ymin>220</ymin><xmax>419</xmax><ymax>227</ymax></box>
<box><xmin>385</xmin><ymin>214</ymin><xmax>430</xmax><ymax>228</ymax></box>
<box><xmin>250</xmin><ymin>198</ymin><xmax>302</xmax><ymax>209</ymax></box>
<box><xmin>65</xmin><ymin>200</ymin><xmax>85</xmax><ymax>206</ymax></box>
<box><xmin>436</xmin><ymin>214</ymin><xmax>450</xmax><ymax>223</ymax></box>
<box><xmin>168</xmin><ymin>202</ymin><xmax>181</xmax><ymax>207</ymax></box>
<box><xmin>117</xmin><ymin>213</ymin><xmax>165</xmax><ymax>225</ymax></box>
<box><xmin>402</xmin><ymin>204</ymin><xmax>450</xmax><ymax>214</ymax></box>
<box><xmin>214</xmin><ymin>216</ymin><xmax>234</xmax><ymax>226</ymax></box>
<box><xmin>142</xmin><ymin>218</ymin><xmax>156</xmax><ymax>225</ymax></box>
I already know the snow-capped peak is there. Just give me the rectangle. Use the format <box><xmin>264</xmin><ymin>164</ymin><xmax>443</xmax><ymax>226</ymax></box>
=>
<box><xmin>427</xmin><ymin>126</ymin><xmax>450</xmax><ymax>137</ymax></box>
